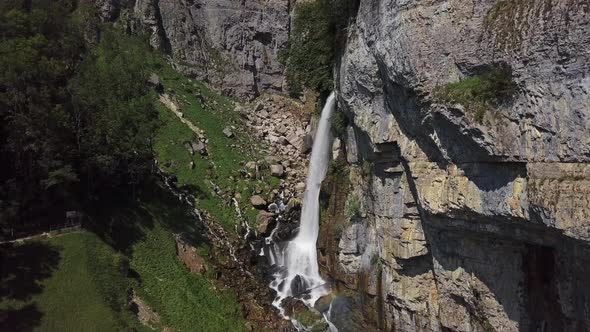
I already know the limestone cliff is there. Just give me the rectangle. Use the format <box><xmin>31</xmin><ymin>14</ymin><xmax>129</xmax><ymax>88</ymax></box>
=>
<box><xmin>331</xmin><ymin>0</ymin><xmax>590</xmax><ymax>331</ymax></box>
<box><xmin>97</xmin><ymin>0</ymin><xmax>291</xmax><ymax>99</ymax></box>
<box><xmin>95</xmin><ymin>0</ymin><xmax>590</xmax><ymax>330</ymax></box>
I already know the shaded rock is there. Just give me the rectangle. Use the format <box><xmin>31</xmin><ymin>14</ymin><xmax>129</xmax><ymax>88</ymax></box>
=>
<box><xmin>268</xmin><ymin>203</ymin><xmax>279</xmax><ymax>213</ymax></box>
<box><xmin>278</xmin><ymin>137</ymin><xmax>289</xmax><ymax>145</ymax></box>
<box><xmin>272</xmin><ymin>221</ymin><xmax>299</xmax><ymax>242</ymax></box>
<box><xmin>290</xmin><ymin>275</ymin><xmax>308</xmax><ymax>297</ymax></box>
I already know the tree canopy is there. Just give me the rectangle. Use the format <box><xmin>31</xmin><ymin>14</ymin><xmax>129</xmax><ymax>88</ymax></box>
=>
<box><xmin>0</xmin><ymin>0</ymin><xmax>160</xmax><ymax>236</ymax></box>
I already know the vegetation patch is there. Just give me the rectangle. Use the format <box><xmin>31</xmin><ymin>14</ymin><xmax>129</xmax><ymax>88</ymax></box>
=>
<box><xmin>127</xmin><ymin>187</ymin><xmax>245</xmax><ymax>332</ymax></box>
<box><xmin>281</xmin><ymin>0</ymin><xmax>359</xmax><ymax>97</ymax></box>
<box><xmin>0</xmin><ymin>0</ymin><xmax>160</xmax><ymax>236</ymax></box>
<box><xmin>331</xmin><ymin>110</ymin><xmax>349</xmax><ymax>138</ymax></box>
<box><xmin>434</xmin><ymin>64</ymin><xmax>517</xmax><ymax>123</ymax></box>
<box><xmin>153</xmin><ymin>64</ymin><xmax>281</xmax><ymax>231</ymax></box>
<box><xmin>345</xmin><ymin>194</ymin><xmax>361</xmax><ymax>219</ymax></box>
<box><xmin>293</xmin><ymin>309</ymin><xmax>326</xmax><ymax>332</ymax></box>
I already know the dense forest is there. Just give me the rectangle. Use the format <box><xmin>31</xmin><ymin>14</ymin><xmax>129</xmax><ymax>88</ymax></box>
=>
<box><xmin>0</xmin><ymin>0</ymin><xmax>159</xmax><ymax>237</ymax></box>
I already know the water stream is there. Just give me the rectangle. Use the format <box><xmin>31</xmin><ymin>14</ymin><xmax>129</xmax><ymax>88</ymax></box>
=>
<box><xmin>268</xmin><ymin>92</ymin><xmax>336</xmax><ymax>315</ymax></box>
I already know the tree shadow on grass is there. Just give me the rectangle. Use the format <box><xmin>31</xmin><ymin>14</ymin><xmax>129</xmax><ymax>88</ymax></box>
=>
<box><xmin>178</xmin><ymin>183</ymin><xmax>209</xmax><ymax>200</ymax></box>
<box><xmin>0</xmin><ymin>242</ymin><xmax>60</xmax><ymax>331</ymax></box>
<box><xmin>0</xmin><ymin>242</ymin><xmax>61</xmax><ymax>301</ymax></box>
<box><xmin>87</xmin><ymin>180</ymin><xmax>210</xmax><ymax>255</ymax></box>
<box><xmin>0</xmin><ymin>303</ymin><xmax>43</xmax><ymax>332</ymax></box>
<box><xmin>141</xmin><ymin>183</ymin><xmax>210</xmax><ymax>248</ymax></box>
<box><xmin>87</xmin><ymin>194</ymin><xmax>156</xmax><ymax>255</ymax></box>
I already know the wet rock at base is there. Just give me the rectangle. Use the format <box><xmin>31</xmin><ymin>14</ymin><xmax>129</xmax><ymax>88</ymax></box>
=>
<box><xmin>290</xmin><ymin>275</ymin><xmax>309</xmax><ymax>298</ymax></box>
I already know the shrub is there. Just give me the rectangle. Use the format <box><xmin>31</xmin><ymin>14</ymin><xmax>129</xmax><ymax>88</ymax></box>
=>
<box><xmin>361</xmin><ymin>160</ymin><xmax>372</xmax><ymax>177</ymax></box>
<box><xmin>371</xmin><ymin>255</ymin><xmax>383</xmax><ymax>272</ymax></box>
<box><xmin>435</xmin><ymin>64</ymin><xmax>517</xmax><ymax>123</ymax></box>
<box><xmin>334</xmin><ymin>223</ymin><xmax>346</xmax><ymax>238</ymax></box>
<box><xmin>283</xmin><ymin>0</ymin><xmax>359</xmax><ymax>96</ymax></box>
<box><xmin>113</xmin><ymin>252</ymin><xmax>130</xmax><ymax>276</ymax></box>
<box><xmin>345</xmin><ymin>194</ymin><xmax>361</xmax><ymax>219</ymax></box>
<box><xmin>331</xmin><ymin>110</ymin><xmax>348</xmax><ymax>138</ymax></box>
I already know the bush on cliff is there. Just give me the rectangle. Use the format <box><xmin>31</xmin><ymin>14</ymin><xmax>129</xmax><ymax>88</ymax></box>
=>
<box><xmin>281</xmin><ymin>0</ymin><xmax>359</xmax><ymax>97</ymax></box>
<box><xmin>435</xmin><ymin>64</ymin><xmax>518</xmax><ymax>123</ymax></box>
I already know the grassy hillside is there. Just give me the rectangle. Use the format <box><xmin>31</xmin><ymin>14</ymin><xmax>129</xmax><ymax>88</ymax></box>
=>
<box><xmin>92</xmin><ymin>184</ymin><xmax>246</xmax><ymax>332</ymax></box>
<box><xmin>153</xmin><ymin>60</ymin><xmax>281</xmax><ymax>230</ymax></box>
<box><xmin>0</xmin><ymin>232</ymin><xmax>144</xmax><ymax>331</ymax></box>
<box><xmin>0</xmin><ymin>24</ymin><xmax>275</xmax><ymax>332</ymax></box>
<box><xmin>1</xmin><ymin>184</ymin><xmax>246</xmax><ymax>332</ymax></box>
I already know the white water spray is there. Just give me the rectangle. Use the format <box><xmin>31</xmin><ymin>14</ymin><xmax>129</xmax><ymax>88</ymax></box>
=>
<box><xmin>269</xmin><ymin>92</ymin><xmax>336</xmax><ymax>313</ymax></box>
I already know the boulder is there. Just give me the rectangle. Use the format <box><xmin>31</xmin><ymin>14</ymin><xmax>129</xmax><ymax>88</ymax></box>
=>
<box><xmin>245</xmin><ymin>161</ymin><xmax>257</xmax><ymax>170</ymax></box>
<box><xmin>259</xmin><ymin>110</ymin><xmax>269</xmax><ymax>118</ymax></box>
<box><xmin>223</xmin><ymin>127</ymin><xmax>234</xmax><ymax>138</ymax></box>
<box><xmin>148</xmin><ymin>73</ymin><xmax>163</xmax><ymax>92</ymax></box>
<box><xmin>278</xmin><ymin>137</ymin><xmax>289</xmax><ymax>145</ymax></box>
<box><xmin>234</xmin><ymin>105</ymin><xmax>247</xmax><ymax>113</ymax></box>
<box><xmin>270</xmin><ymin>164</ymin><xmax>285</xmax><ymax>177</ymax></box>
<box><xmin>256</xmin><ymin>211</ymin><xmax>275</xmax><ymax>235</ymax></box>
<box><xmin>295</xmin><ymin>182</ymin><xmax>306</xmax><ymax>192</ymax></box>
<box><xmin>275</xmin><ymin>124</ymin><xmax>288</xmax><ymax>135</ymax></box>
<box><xmin>300</xmin><ymin>134</ymin><xmax>313</xmax><ymax>154</ymax></box>
<box><xmin>250</xmin><ymin>195</ymin><xmax>267</xmax><ymax>209</ymax></box>
<box><xmin>332</xmin><ymin>137</ymin><xmax>341</xmax><ymax>160</ymax></box>
<box><xmin>268</xmin><ymin>203</ymin><xmax>279</xmax><ymax>213</ymax></box>
<box><xmin>191</xmin><ymin>141</ymin><xmax>206</xmax><ymax>155</ymax></box>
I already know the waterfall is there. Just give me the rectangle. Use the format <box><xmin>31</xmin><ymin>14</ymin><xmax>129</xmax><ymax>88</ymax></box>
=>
<box><xmin>269</xmin><ymin>92</ymin><xmax>336</xmax><ymax>313</ymax></box>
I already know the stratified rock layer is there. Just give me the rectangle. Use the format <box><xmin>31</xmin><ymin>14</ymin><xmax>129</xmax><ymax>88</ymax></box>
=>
<box><xmin>332</xmin><ymin>0</ymin><xmax>590</xmax><ymax>331</ymax></box>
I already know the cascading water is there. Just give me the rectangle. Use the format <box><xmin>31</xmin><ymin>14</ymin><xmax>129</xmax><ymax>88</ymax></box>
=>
<box><xmin>268</xmin><ymin>92</ymin><xmax>336</xmax><ymax>314</ymax></box>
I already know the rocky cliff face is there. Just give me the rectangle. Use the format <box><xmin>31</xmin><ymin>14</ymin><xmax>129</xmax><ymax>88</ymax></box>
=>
<box><xmin>96</xmin><ymin>0</ymin><xmax>590</xmax><ymax>330</ymax></box>
<box><xmin>98</xmin><ymin>0</ymin><xmax>291</xmax><ymax>99</ymax></box>
<box><xmin>331</xmin><ymin>0</ymin><xmax>590</xmax><ymax>331</ymax></box>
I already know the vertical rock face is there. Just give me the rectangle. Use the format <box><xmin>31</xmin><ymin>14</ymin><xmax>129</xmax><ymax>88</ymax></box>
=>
<box><xmin>333</xmin><ymin>0</ymin><xmax>590</xmax><ymax>331</ymax></box>
<box><xmin>99</xmin><ymin>0</ymin><xmax>291</xmax><ymax>99</ymax></box>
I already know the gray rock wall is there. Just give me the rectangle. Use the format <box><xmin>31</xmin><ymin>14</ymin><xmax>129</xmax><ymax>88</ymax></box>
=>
<box><xmin>98</xmin><ymin>0</ymin><xmax>291</xmax><ymax>100</ymax></box>
<box><xmin>333</xmin><ymin>0</ymin><xmax>590</xmax><ymax>330</ymax></box>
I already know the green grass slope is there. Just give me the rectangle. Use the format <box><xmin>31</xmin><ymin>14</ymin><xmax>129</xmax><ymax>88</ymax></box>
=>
<box><xmin>1</xmin><ymin>184</ymin><xmax>247</xmax><ymax>332</ymax></box>
<box><xmin>0</xmin><ymin>30</ymin><xmax>273</xmax><ymax>332</ymax></box>
<box><xmin>0</xmin><ymin>231</ymin><xmax>144</xmax><ymax>332</ymax></box>
<box><xmin>153</xmin><ymin>63</ymin><xmax>281</xmax><ymax>231</ymax></box>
